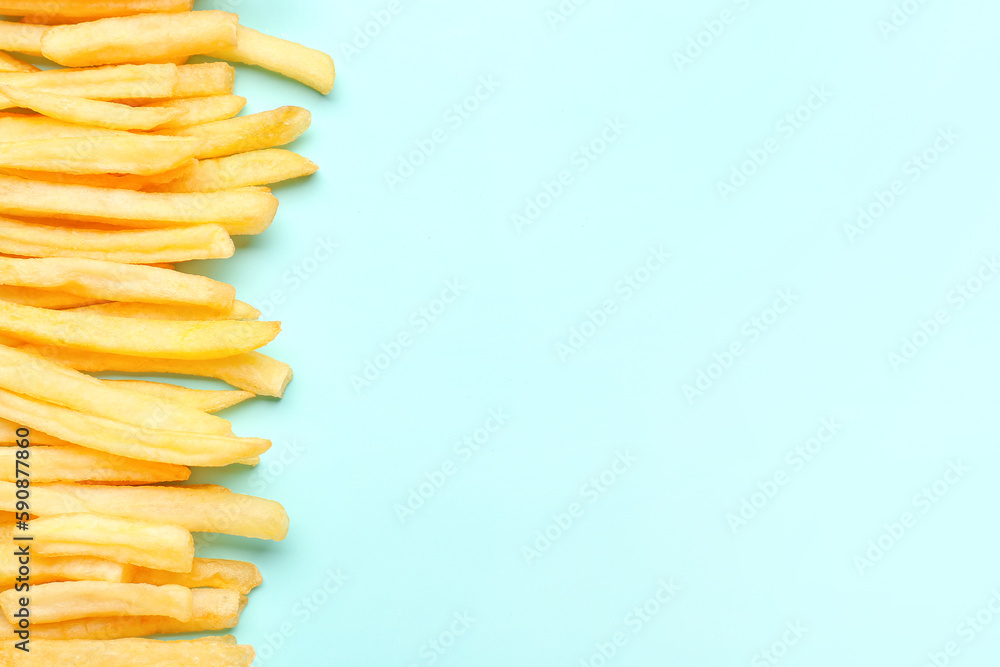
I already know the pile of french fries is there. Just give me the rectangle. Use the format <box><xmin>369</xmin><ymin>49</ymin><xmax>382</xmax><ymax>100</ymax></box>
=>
<box><xmin>0</xmin><ymin>1</ymin><xmax>334</xmax><ymax>664</ymax></box>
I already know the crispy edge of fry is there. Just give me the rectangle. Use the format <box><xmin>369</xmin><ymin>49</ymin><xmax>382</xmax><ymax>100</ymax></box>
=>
<box><xmin>211</xmin><ymin>24</ymin><xmax>335</xmax><ymax>94</ymax></box>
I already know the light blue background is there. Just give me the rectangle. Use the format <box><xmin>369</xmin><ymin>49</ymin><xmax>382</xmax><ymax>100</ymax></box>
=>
<box><xmin>182</xmin><ymin>0</ymin><xmax>1000</xmax><ymax>665</ymax></box>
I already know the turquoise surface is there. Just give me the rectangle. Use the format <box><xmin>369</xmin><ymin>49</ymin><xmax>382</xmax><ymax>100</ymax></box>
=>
<box><xmin>186</xmin><ymin>0</ymin><xmax>1000</xmax><ymax>664</ymax></box>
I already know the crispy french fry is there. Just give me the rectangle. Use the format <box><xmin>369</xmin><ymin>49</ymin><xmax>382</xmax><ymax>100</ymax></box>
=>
<box><xmin>31</xmin><ymin>514</ymin><xmax>194</xmax><ymax>572</ymax></box>
<box><xmin>141</xmin><ymin>94</ymin><xmax>245</xmax><ymax>129</ymax></box>
<box><xmin>0</xmin><ymin>390</ymin><xmax>270</xmax><ymax>466</ymax></box>
<box><xmin>170</xmin><ymin>61</ymin><xmax>234</xmax><ymax>98</ymax></box>
<box><xmin>0</xmin><ymin>113</ymin><xmax>121</xmax><ymax>140</ymax></box>
<box><xmin>0</xmin><ymin>637</ymin><xmax>255</xmax><ymax>666</ymax></box>
<box><xmin>70</xmin><ymin>299</ymin><xmax>260</xmax><ymax>321</ymax></box>
<box><xmin>0</xmin><ymin>134</ymin><xmax>201</xmax><ymax>175</ymax></box>
<box><xmin>0</xmin><ymin>0</ymin><xmax>195</xmax><ymax>20</ymax></box>
<box><xmin>0</xmin><ymin>174</ymin><xmax>279</xmax><ymax>235</ymax></box>
<box><xmin>0</xmin><ymin>217</ymin><xmax>234</xmax><ymax>264</ymax></box>
<box><xmin>0</xmin><ymin>162</ymin><xmax>194</xmax><ymax>190</ymax></box>
<box><xmin>0</xmin><ymin>257</ymin><xmax>236</xmax><ymax>311</ymax></box>
<box><xmin>0</xmin><ymin>418</ymin><xmax>67</xmax><ymax>445</ymax></box>
<box><xmin>0</xmin><ymin>524</ymin><xmax>130</xmax><ymax>588</ymax></box>
<box><xmin>151</xmin><ymin>148</ymin><xmax>318</xmax><ymax>192</ymax></box>
<box><xmin>20</xmin><ymin>345</ymin><xmax>293</xmax><ymax>396</ymax></box>
<box><xmin>211</xmin><ymin>24</ymin><xmax>335</xmax><ymax>94</ymax></box>
<box><xmin>158</xmin><ymin>106</ymin><xmax>311</xmax><ymax>159</ymax></box>
<box><xmin>101</xmin><ymin>380</ymin><xmax>254</xmax><ymax>413</ymax></box>
<box><xmin>0</xmin><ymin>49</ymin><xmax>36</xmax><ymax>73</ymax></box>
<box><xmin>1</xmin><ymin>482</ymin><xmax>289</xmax><ymax>540</ymax></box>
<box><xmin>0</xmin><ymin>22</ymin><xmax>45</xmax><ymax>56</ymax></box>
<box><xmin>130</xmin><ymin>558</ymin><xmax>262</xmax><ymax>594</ymax></box>
<box><xmin>0</xmin><ymin>63</ymin><xmax>178</xmax><ymax>100</ymax></box>
<box><xmin>42</xmin><ymin>11</ymin><xmax>239</xmax><ymax>68</ymax></box>
<box><xmin>0</xmin><ymin>85</ymin><xmax>185</xmax><ymax>130</ymax></box>
<box><xmin>0</xmin><ymin>445</ymin><xmax>190</xmax><ymax>484</ymax></box>
<box><xmin>0</xmin><ymin>581</ymin><xmax>193</xmax><ymax>624</ymax></box>
<box><xmin>0</xmin><ymin>285</ymin><xmax>103</xmax><ymax>309</ymax></box>
<box><xmin>2</xmin><ymin>590</ymin><xmax>244</xmax><ymax>640</ymax></box>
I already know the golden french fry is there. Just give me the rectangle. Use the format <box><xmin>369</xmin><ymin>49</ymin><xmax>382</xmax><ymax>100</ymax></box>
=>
<box><xmin>211</xmin><ymin>24</ymin><xmax>335</xmax><ymax>94</ymax></box>
<box><xmin>151</xmin><ymin>148</ymin><xmax>318</xmax><ymax>192</ymax></box>
<box><xmin>0</xmin><ymin>390</ymin><xmax>269</xmax><ymax>466</ymax></box>
<box><xmin>0</xmin><ymin>162</ymin><xmax>194</xmax><ymax>190</ymax></box>
<box><xmin>0</xmin><ymin>134</ymin><xmax>201</xmax><ymax>175</ymax></box>
<box><xmin>159</xmin><ymin>106</ymin><xmax>311</xmax><ymax>159</ymax></box>
<box><xmin>0</xmin><ymin>418</ymin><xmax>67</xmax><ymax>445</ymax></box>
<box><xmin>0</xmin><ymin>217</ymin><xmax>233</xmax><ymax>264</ymax></box>
<box><xmin>141</xmin><ymin>94</ymin><xmax>245</xmax><ymax>129</ymax></box>
<box><xmin>70</xmin><ymin>299</ymin><xmax>260</xmax><ymax>321</ymax></box>
<box><xmin>0</xmin><ymin>285</ymin><xmax>103</xmax><ymax>309</ymax></box>
<box><xmin>31</xmin><ymin>514</ymin><xmax>194</xmax><ymax>573</ymax></box>
<box><xmin>0</xmin><ymin>637</ymin><xmax>255</xmax><ymax>666</ymax></box>
<box><xmin>42</xmin><ymin>11</ymin><xmax>239</xmax><ymax>68</ymax></box>
<box><xmin>102</xmin><ymin>380</ymin><xmax>254</xmax><ymax>413</ymax></box>
<box><xmin>0</xmin><ymin>63</ymin><xmax>178</xmax><ymax>100</ymax></box>
<box><xmin>0</xmin><ymin>84</ymin><xmax>185</xmax><ymax>130</ymax></box>
<box><xmin>1</xmin><ymin>482</ymin><xmax>289</xmax><ymax>540</ymax></box>
<box><xmin>0</xmin><ymin>524</ymin><xmax>131</xmax><ymax>588</ymax></box>
<box><xmin>0</xmin><ymin>22</ymin><xmax>45</xmax><ymax>56</ymax></box>
<box><xmin>0</xmin><ymin>445</ymin><xmax>190</xmax><ymax>484</ymax></box>
<box><xmin>130</xmin><ymin>558</ymin><xmax>261</xmax><ymax>594</ymax></box>
<box><xmin>0</xmin><ymin>113</ymin><xmax>122</xmax><ymax>140</ymax></box>
<box><xmin>0</xmin><ymin>50</ymin><xmax>36</xmax><ymax>73</ymax></box>
<box><xmin>169</xmin><ymin>61</ymin><xmax>234</xmax><ymax>99</ymax></box>
<box><xmin>0</xmin><ymin>174</ymin><xmax>279</xmax><ymax>235</ymax></box>
<box><xmin>0</xmin><ymin>0</ymin><xmax>195</xmax><ymax>20</ymax></box>
<box><xmin>0</xmin><ymin>581</ymin><xmax>193</xmax><ymax>624</ymax></box>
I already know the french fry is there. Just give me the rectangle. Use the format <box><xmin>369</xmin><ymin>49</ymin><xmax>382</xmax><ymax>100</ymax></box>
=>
<box><xmin>0</xmin><ymin>257</ymin><xmax>236</xmax><ymax>311</ymax></box>
<box><xmin>158</xmin><ymin>106</ymin><xmax>311</xmax><ymax>159</ymax></box>
<box><xmin>20</xmin><ymin>346</ymin><xmax>294</xmax><ymax>397</ymax></box>
<box><xmin>1</xmin><ymin>482</ymin><xmax>289</xmax><ymax>540</ymax></box>
<box><xmin>0</xmin><ymin>0</ymin><xmax>195</xmax><ymax>20</ymax></box>
<box><xmin>31</xmin><ymin>514</ymin><xmax>195</xmax><ymax>572</ymax></box>
<box><xmin>0</xmin><ymin>85</ymin><xmax>185</xmax><ymax>130</ymax></box>
<box><xmin>0</xmin><ymin>113</ymin><xmax>122</xmax><ymax>140</ymax></box>
<box><xmin>151</xmin><ymin>148</ymin><xmax>319</xmax><ymax>192</ymax></box>
<box><xmin>0</xmin><ymin>418</ymin><xmax>68</xmax><ymax>445</ymax></box>
<box><xmin>101</xmin><ymin>380</ymin><xmax>254</xmax><ymax>413</ymax></box>
<box><xmin>0</xmin><ymin>637</ymin><xmax>255</xmax><ymax>666</ymax></box>
<box><xmin>0</xmin><ymin>162</ymin><xmax>194</xmax><ymax>190</ymax></box>
<box><xmin>3</xmin><ymin>590</ymin><xmax>244</xmax><ymax>640</ymax></box>
<box><xmin>0</xmin><ymin>217</ymin><xmax>234</xmax><ymax>264</ymax></box>
<box><xmin>0</xmin><ymin>524</ymin><xmax>131</xmax><ymax>588</ymax></box>
<box><xmin>0</xmin><ymin>445</ymin><xmax>190</xmax><ymax>484</ymax></box>
<box><xmin>0</xmin><ymin>390</ymin><xmax>270</xmax><ymax>466</ymax></box>
<box><xmin>130</xmin><ymin>558</ymin><xmax>262</xmax><ymax>594</ymax></box>
<box><xmin>0</xmin><ymin>174</ymin><xmax>279</xmax><ymax>235</ymax></box>
<box><xmin>0</xmin><ymin>63</ymin><xmax>178</xmax><ymax>100</ymax></box>
<box><xmin>211</xmin><ymin>24</ymin><xmax>335</xmax><ymax>94</ymax></box>
<box><xmin>0</xmin><ymin>285</ymin><xmax>103</xmax><ymax>309</ymax></box>
<box><xmin>0</xmin><ymin>343</ymin><xmax>234</xmax><ymax>435</ymax></box>
<box><xmin>140</xmin><ymin>94</ymin><xmax>246</xmax><ymax>129</ymax></box>
<box><xmin>0</xmin><ymin>22</ymin><xmax>45</xmax><ymax>56</ymax></box>
<box><xmin>70</xmin><ymin>299</ymin><xmax>260</xmax><ymax>321</ymax></box>
<box><xmin>0</xmin><ymin>134</ymin><xmax>201</xmax><ymax>175</ymax></box>
<box><xmin>170</xmin><ymin>61</ymin><xmax>234</xmax><ymax>98</ymax></box>
<box><xmin>0</xmin><ymin>49</ymin><xmax>36</xmax><ymax>73</ymax></box>
<box><xmin>0</xmin><ymin>300</ymin><xmax>280</xmax><ymax>359</ymax></box>
<box><xmin>42</xmin><ymin>11</ymin><xmax>240</xmax><ymax>68</ymax></box>
<box><xmin>0</xmin><ymin>581</ymin><xmax>193</xmax><ymax>624</ymax></box>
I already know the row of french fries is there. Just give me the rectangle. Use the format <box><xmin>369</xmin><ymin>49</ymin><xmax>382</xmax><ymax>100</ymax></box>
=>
<box><xmin>0</xmin><ymin>2</ymin><xmax>335</xmax><ymax>665</ymax></box>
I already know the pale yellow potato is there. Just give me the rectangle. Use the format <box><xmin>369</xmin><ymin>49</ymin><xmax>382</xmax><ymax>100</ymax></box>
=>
<box><xmin>0</xmin><ymin>134</ymin><xmax>201</xmax><ymax>175</ymax></box>
<box><xmin>0</xmin><ymin>85</ymin><xmax>184</xmax><ymax>130</ymax></box>
<box><xmin>2</xmin><ymin>591</ymin><xmax>244</xmax><ymax>639</ymax></box>
<box><xmin>0</xmin><ymin>257</ymin><xmax>236</xmax><ymax>311</ymax></box>
<box><xmin>1</xmin><ymin>482</ymin><xmax>289</xmax><ymax>540</ymax></box>
<box><xmin>0</xmin><ymin>581</ymin><xmax>193</xmax><ymax>625</ymax></box>
<box><xmin>32</xmin><ymin>514</ymin><xmax>194</xmax><ymax>573</ymax></box>
<box><xmin>20</xmin><ymin>346</ymin><xmax>293</xmax><ymax>397</ymax></box>
<box><xmin>0</xmin><ymin>342</ymin><xmax>234</xmax><ymax>435</ymax></box>
<box><xmin>0</xmin><ymin>390</ymin><xmax>270</xmax><ymax>466</ymax></box>
<box><xmin>168</xmin><ymin>62</ymin><xmax>235</xmax><ymax>99</ymax></box>
<box><xmin>0</xmin><ymin>50</ymin><xmax>36</xmax><ymax>73</ymax></box>
<box><xmin>212</xmin><ymin>24</ymin><xmax>336</xmax><ymax>94</ymax></box>
<box><xmin>152</xmin><ymin>148</ymin><xmax>319</xmax><ymax>193</ymax></box>
<box><xmin>0</xmin><ymin>217</ymin><xmax>233</xmax><ymax>264</ymax></box>
<box><xmin>0</xmin><ymin>284</ymin><xmax>103</xmax><ymax>309</ymax></box>
<box><xmin>0</xmin><ymin>63</ymin><xmax>178</xmax><ymax>100</ymax></box>
<box><xmin>130</xmin><ymin>558</ymin><xmax>262</xmax><ymax>594</ymax></box>
<box><xmin>0</xmin><ymin>445</ymin><xmax>190</xmax><ymax>484</ymax></box>
<box><xmin>42</xmin><ymin>11</ymin><xmax>239</xmax><ymax>68</ymax></box>
<box><xmin>0</xmin><ymin>162</ymin><xmax>195</xmax><ymax>190</ymax></box>
<box><xmin>0</xmin><ymin>21</ymin><xmax>45</xmax><ymax>56</ymax></box>
<box><xmin>0</xmin><ymin>113</ymin><xmax>122</xmax><ymax>140</ymax></box>
<box><xmin>0</xmin><ymin>0</ymin><xmax>194</xmax><ymax>20</ymax></box>
<box><xmin>0</xmin><ymin>637</ymin><xmax>255</xmax><ymax>667</ymax></box>
<box><xmin>102</xmin><ymin>380</ymin><xmax>254</xmax><ymax>413</ymax></box>
<box><xmin>0</xmin><ymin>174</ymin><xmax>279</xmax><ymax>235</ymax></box>
<box><xmin>0</xmin><ymin>524</ymin><xmax>131</xmax><ymax>588</ymax></box>
<box><xmin>159</xmin><ymin>106</ymin><xmax>311</xmax><ymax>159</ymax></box>
<box><xmin>71</xmin><ymin>299</ymin><xmax>260</xmax><ymax>321</ymax></box>
<box><xmin>141</xmin><ymin>94</ymin><xmax>246</xmax><ymax>130</ymax></box>
<box><xmin>0</xmin><ymin>418</ymin><xmax>68</xmax><ymax>445</ymax></box>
